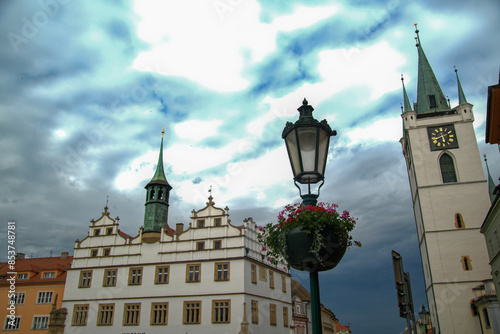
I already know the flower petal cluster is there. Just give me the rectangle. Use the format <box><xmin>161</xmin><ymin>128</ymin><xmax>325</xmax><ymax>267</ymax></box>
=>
<box><xmin>258</xmin><ymin>202</ymin><xmax>361</xmax><ymax>267</ymax></box>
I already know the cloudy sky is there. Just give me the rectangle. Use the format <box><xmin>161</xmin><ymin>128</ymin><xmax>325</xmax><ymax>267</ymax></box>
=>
<box><xmin>1</xmin><ymin>0</ymin><xmax>499</xmax><ymax>332</ymax></box>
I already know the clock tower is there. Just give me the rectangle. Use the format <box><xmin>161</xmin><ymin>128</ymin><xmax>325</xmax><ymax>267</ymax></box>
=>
<box><xmin>400</xmin><ymin>25</ymin><xmax>491</xmax><ymax>333</ymax></box>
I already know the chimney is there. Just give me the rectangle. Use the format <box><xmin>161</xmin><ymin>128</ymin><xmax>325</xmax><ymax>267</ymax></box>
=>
<box><xmin>176</xmin><ymin>223</ymin><xmax>184</xmax><ymax>236</ymax></box>
<box><xmin>15</xmin><ymin>253</ymin><xmax>25</xmax><ymax>260</ymax></box>
<box><xmin>60</xmin><ymin>252</ymin><xmax>69</xmax><ymax>259</ymax></box>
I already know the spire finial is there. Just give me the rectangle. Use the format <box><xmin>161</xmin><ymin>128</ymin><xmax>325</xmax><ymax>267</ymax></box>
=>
<box><xmin>302</xmin><ymin>98</ymin><xmax>308</xmax><ymax>106</ymax></box>
<box><xmin>161</xmin><ymin>127</ymin><xmax>165</xmax><ymax>138</ymax></box>
<box><xmin>414</xmin><ymin>23</ymin><xmax>420</xmax><ymax>47</ymax></box>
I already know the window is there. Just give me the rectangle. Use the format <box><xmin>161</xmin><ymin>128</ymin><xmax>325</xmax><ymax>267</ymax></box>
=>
<box><xmin>461</xmin><ymin>256</ymin><xmax>473</xmax><ymax>271</ymax></box>
<box><xmin>106</xmin><ymin>227</ymin><xmax>113</xmax><ymax>235</ymax></box>
<box><xmin>36</xmin><ymin>291</ymin><xmax>53</xmax><ymax>304</ymax></box>
<box><xmin>72</xmin><ymin>304</ymin><xmax>89</xmax><ymax>326</ymax></box>
<box><xmin>186</xmin><ymin>264</ymin><xmax>201</xmax><ymax>282</ymax></box>
<box><xmin>428</xmin><ymin>95</ymin><xmax>437</xmax><ymax>108</ymax></box>
<box><xmin>79</xmin><ymin>271</ymin><xmax>92</xmax><ymax>288</ymax></box>
<box><xmin>215</xmin><ymin>262</ymin><xmax>229</xmax><ymax>281</ymax></box>
<box><xmin>103</xmin><ymin>269</ymin><xmax>117</xmax><ymax>286</ymax></box>
<box><xmin>90</xmin><ymin>249</ymin><xmax>98</xmax><ymax>257</ymax></box>
<box><xmin>282</xmin><ymin>275</ymin><xmax>287</xmax><ymax>293</ymax></box>
<box><xmin>213</xmin><ymin>240</ymin><xmax>222</xmax><ymax>249</ymax></box>
<box><xmin>103</xmin><ymin>248</ymin><xmax>111</xmax><ymax>257</ymax></box>
<box><xmin>123</xmin><ymin>303</ymin><xmax>140</xmax><ymax>326</ymax></box>
<box><xmin>197</xmin><ymin>219</ymin><xmax>205</xmax><ymax>228</ymax></box>
<box><xmin>155</xmin><ymin>266</ymin><xmax>170</xmax><ymax>284</ymax></box>
<box><xmin>150</xmin><ymin>189</ymin><xmax>155</xmax><ymax>200</ymax></box>
<box><xmin>270</xmin><ymin>303</ymin><xmax>277</xmax><ymax>326</ymax></box>
<box><xmin>251</xmin><ymin>300</ymin><xmax>259</xmax><ymax>324</ymax></box>
<box><xmin>259</xmin><ymin>266</ymin><xmax>267</xmax><ymax>281</ymax></box>
<box><xmin>10</xmin><ymin>292</ymin><xmax>25</xmax><ymax>305</ymax></box>
<box><xmin>196</xmin><ymin>241</ymin><xmax>205</xmax><ymax>251</ymax></box>
<box><xmin>158</xmin><ymin>189</ymin><xmax>164</xmax><ymax>200</ymax></box>
<box><xmin>43</xmin><ymin>272</ymin><xmax>55</xmax><ymax>279</ymax></box>
<box><xmin>3</xmin><ymin>316</ymin><xmax>20</xmax><ymax>330</ymax></box>
<box><xmin>94</xmin><ymin>229</ymin><xmax>100</xmax><ymax>236</ymax></box>
<box><xmin>212</xmin><ymin>300</ymin><xmax>230</xmax><ymax>323</ymax></box>
<box><xmin>32</xmin><ymin>316</ymin><xmax>49</xmax><ymax>330</ymax></box>
<box><xmin>440</xmin><ymin>153</ymin><xmax>457</xmax><ymax>183</ymax></box>
<box><xmin>251</xmin><ymin>264</ymin><xmax>257</xmax><ymax>284</ymax></box>
<box><xmin>283</xmin><ymin>307</ymin><xmax>289</xmax><ymax>327</ymax></box>
<box><xmin>269</xmin><ymin>271</ymin><xmax>275</xmax><ymax>289</ymax></box>
<box><xmin>183</xmin><ymin>301</ymin><xmax>201</xmax><ymax>324</ymax></box>
<box><xmin>151</xmin><ymin>302</ymin><xmax>169</xmax><ymax>325</ymax></box>
<box><xmin>17</xmin><ymin>273</ymin><xmax>28</xmax><ymax>280</ymax></box>
<box><xmin>215</xmin><ymin>218</ymin><xmax>221</xmax><ymax>226</ymax></box>
<box><xmin>455</xmin><ymin>213</ymin><xmax>465</xmax><ymax>229</ymax></box>
<box><xmin>128</xmin><ymin>267</ymin><xmax>143</xmax><ymax>285</ymax></box>
<box><xmin>483</xmin><ymin>308</ymin><xmax>491</xmax><ymax>328</ymax></box>
<box><xmin>97</xmin><ymin>304</ymin><xmax>114</xmax><ymax>326</ymax></box>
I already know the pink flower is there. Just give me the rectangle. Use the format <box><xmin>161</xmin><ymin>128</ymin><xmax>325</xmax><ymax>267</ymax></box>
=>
<box><xmin>262</xmin><ymin>246</ymin><xmax>267</xmax><ymax>251</ymax></box>
<box><xmin>267</xmin><ymin>257</ymin><xmax>272</xmax><ymax>262</ymax></box>
<box><xmin>258</xmin><ymin>225</ymin><xmax>264</xmax><ymax>231</ymax></box>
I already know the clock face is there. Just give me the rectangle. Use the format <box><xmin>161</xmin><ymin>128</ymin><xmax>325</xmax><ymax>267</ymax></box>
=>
<box><xmin>427</xmin><ymin>125</ymin><xmax>459</xmax><ymax>151</ymax></box>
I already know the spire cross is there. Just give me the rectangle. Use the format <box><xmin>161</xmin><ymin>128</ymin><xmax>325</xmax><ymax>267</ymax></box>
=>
<box><xmin>161</xmin><ymin>127</ymin><xmax>165</xmax><ymax>138</ymax></box>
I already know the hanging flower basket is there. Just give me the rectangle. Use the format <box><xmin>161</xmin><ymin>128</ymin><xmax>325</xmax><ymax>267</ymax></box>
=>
<box><xmin>258</xmin><ymin>202</ymin><xmax>360</xmax><ymax>272</ymax></box>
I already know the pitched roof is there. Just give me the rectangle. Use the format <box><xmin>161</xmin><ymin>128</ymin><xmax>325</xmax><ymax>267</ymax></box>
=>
<box><xmin>336</xmin><ymin>322</ymin><xmax>351</xmax><ymax>331</ymax></box>
<box><xmin>291</xmin><ymin>279</ymin><xmax>311</xmax><ymax>301</ymax></box>
<box><xmin>0</xmin><ymin>255</ymin><xmax>72</xmax><ymax>286</ymax></box>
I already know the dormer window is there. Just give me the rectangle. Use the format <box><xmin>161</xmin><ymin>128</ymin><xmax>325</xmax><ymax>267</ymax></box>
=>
<box><xmin>428</xmin><ymin>95</ymin><xmax>437</xmax><ymax>109</ymax></box>
<box><xmin>17</xmin><ymin>273</ymin><xmax>28</xmax><ymax>280</ymax></box>
<box><xmin>94</xmin><ymin>229</ymin><xmax>100</xmax><ymax>236</ymax></box>
<box><xmin>43</xmin><ymin>272</ymin><xmax>55</xmax><ymax>279</ymax></box>
<box><xmin>106</xmin><ymin>227</ymin><xmax>113</xmax><ymax>235</ymax></box>
<box><xmin>215</xmin><ymin>218</ymin><xmax>221</xmax><ymax>226</ymax></box>
<box><xmin>197</xmin><ymin>220</ymin><xmax>205</xmax><ymax>228</ymax></box>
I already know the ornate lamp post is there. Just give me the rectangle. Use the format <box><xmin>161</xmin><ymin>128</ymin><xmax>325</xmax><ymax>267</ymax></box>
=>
<box><xmin>282</xmin><ymin>98</ymin><xmax>336</xmax><ymax>334</ymax></box>
<box><xmin>419</xmin><ymin>305</ymin><xmax>430</xmax><ymax>334</ymax></box>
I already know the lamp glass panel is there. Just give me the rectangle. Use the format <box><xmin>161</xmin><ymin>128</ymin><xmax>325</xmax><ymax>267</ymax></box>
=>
<box><xmin>284</xmin><ymin>129</ymin><xmax>300</xmax><ymax>178</ymax></box>
<box><xmin>297</xmin><ymin>127</ymin><xmax>317</xmax><ymax>173</ymax></box>
<box><xmin>317</xmin><ymin>128</ymin><xmax>330</xmax><ymax>176</ymax></box>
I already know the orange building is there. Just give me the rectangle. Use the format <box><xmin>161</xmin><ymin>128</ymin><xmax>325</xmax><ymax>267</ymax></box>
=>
<box><xmin>0</xmin><ymin>253</ymin><xmax>72</xmax><ymax>332</ymax></box>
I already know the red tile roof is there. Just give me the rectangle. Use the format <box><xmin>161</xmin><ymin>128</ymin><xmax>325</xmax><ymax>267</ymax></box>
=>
<box><xmin>0</xmin><ymin>255</ymin><xmax>72</xmax><ymax>286</ymax></box>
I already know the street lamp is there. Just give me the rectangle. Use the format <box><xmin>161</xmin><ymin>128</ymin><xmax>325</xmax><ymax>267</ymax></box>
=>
<box><xmin>419</xmin><ymin>305</ymin><xmax>430</xmax><ymax>334</ymax></box>
<box><xmin>282</xmin><ymin>98</ymin><xmax>336</xmax><ymax>334</ymax></box>
<box><xmin>282</xmin><ymin>98</ymin><xmax>337</xmax><ymax>205</ymax></box>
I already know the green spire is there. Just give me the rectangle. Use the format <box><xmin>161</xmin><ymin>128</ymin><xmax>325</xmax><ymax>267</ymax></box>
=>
<box><xmin>485</xmin><ymin>155</ymin><xmax>496</xmax><ymax>203</ymax></box>
<box><xmin>414</xmin><ymin>24</ymin><xmax>449</xmax><ymax>115</ymax></box>
<box><xmin>454</xmin><ymin>66</ymin><xmax>468</xmax><ymax>105</ymax></box>
<box><xmin>143</xmin><ymin>128</ymin><xmax>172</xmax><ymax>233</ymax></box>
<box><xmin>401</xmin><ymin>74</ymin><xmax>413</xmax><ymax>112</ymax></box>
<box><xmin>149</xmin><ymin>128</ymin><xmax>167</xmax><ymax>184</ymax></box>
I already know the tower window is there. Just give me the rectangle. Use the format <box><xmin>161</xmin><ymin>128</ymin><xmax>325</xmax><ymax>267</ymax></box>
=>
<box><xmin>158</xmin><ymin>189</ymin><xmax>163</xmax><ymax>200</ymax></box>
<box><xmin>455</xmin><ymin>213</ymin><xmax>465</xmax><ymax>229</ymax></box>
<box><xmin>440</xmin><ymin>153</ymin><xmax>457</xmax><ymax>183</ymax></box>
<box><xmin>150</xmin><ymin>189</ymin><xmax>155</xmax><ymax>200</ymax></box>
<box><xmin>461</xmin><ymin>256</ymin><xmax>473</xmax><ymax>271</ymax></box>
<box><xmin>428</xmin><ymin>95</ymin><xmax>437</xmax><ymax>108</ymax></box>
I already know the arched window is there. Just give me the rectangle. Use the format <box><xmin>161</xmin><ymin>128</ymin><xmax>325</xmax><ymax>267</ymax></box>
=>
<box><xmin>440</xmin><ymin>153</ymin><xmax>457</xmax><ymax>183</ymax></box>
<box><xmin>150</xmin><ymin>189</ymin><xmax>155</xmax><ymax>200</ymax></box>
<box><xmin>455</xmin><ymin>213</ymin><xmax>465</xmax><ymax>229</ymax></box>
<box><xmin>158</xmin><ymin>189</ymin><xmax>164</xmax><ymax>200</ymax></box>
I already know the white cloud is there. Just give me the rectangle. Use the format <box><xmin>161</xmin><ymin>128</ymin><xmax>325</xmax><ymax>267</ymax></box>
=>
<box><xmin>132</xmin><ymin>1</ymin><xmax>341</xmax><ymax>91</ymax></box>
<box><xmin>345</xmin><ymin>116</ymin><xmax>402</xmax><ymax>146</ymax></box>
<box><xmin>174</xmin><ymin>120</ymin><xmax>223</xmax><ymax>142</ymax></box>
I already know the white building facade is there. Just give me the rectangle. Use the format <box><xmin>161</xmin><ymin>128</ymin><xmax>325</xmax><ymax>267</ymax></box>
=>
<box><xmin>399</xmin><ymin>27</ymin><xmax>492</xmax><ymax>333</ymax></box>
<box><xmin>62</xmin><ymin>133</ymin><xmax>292</xmax><ymax>334</ymax></box>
